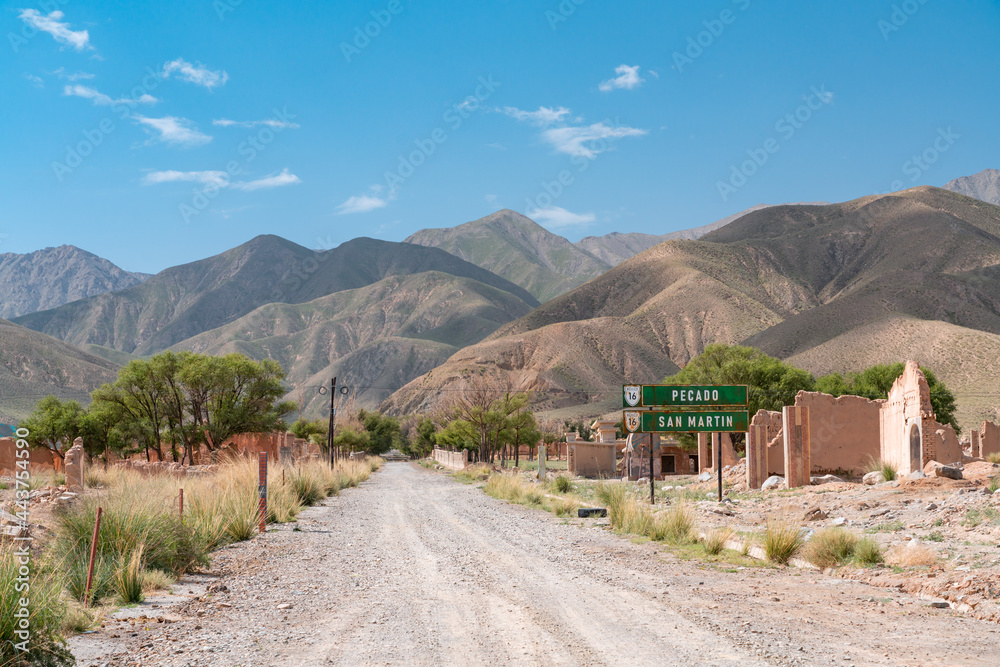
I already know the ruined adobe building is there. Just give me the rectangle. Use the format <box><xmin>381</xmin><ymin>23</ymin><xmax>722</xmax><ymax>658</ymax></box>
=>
<box><xmin>742</xmin><ymin>360</ymin><xmax>967</xmax><ymax>488</ymax></box>
<box><xmin>567</xmin><ymin>422</ymin><xmax>618</xmax><ymax>478</ymax></box>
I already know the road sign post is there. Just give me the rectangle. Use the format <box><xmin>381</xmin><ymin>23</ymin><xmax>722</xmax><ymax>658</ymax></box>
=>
<box><xmin>622</xmin><ymin>384</ymin><xmax>748</xmax><ymax>503</ymax></box>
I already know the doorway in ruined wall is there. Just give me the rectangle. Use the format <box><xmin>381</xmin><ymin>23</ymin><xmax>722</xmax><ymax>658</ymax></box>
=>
<box><xmin>909</xmin><ymin>422</ymin><xmax>921</xmax><ymax>473</ymax></box>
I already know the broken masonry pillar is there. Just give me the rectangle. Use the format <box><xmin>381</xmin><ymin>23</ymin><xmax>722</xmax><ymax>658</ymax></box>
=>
<box><xmin>782</xmin><ymin>406</ymin><xmax>811</xmax><ymax>488</ymax></box>
<box><xmin>747</xmin><ymin>422</ymin><xmax>768</xmax><ymax>490</ymax></box>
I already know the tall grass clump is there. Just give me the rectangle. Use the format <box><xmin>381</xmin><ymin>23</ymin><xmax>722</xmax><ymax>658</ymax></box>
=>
<box><xmin>1</xmin><ymin>543</ymin><xmax>74</xmax><ymax>666</ymax></box>
<box><xmin>114</xmin><ymin>546</ymin><xmax>146</xmax><ymax>604</ymax></box>
<box><xmin>987</xmin><ymin>452</ymin><xmax>1000</xmax><ymax>465</ymax></box>
<box><xmin>654</xmin><ymin>503</ymin><xmax>698</xmax><ymax>545</ymax></box>
<box><xmin>552</xmin><ymin>496</ymin><xmax>580</xmax><ymax>517</ymax></box>
<box><xmin>987</xmin><ymin>475</ymin><xmax>1000</xmax><ymax>494</ymax></box>
<box><xmin>853</xmin><ymin>537</ymin><xmax>885</xmax><ymax>566</ymax></box>
<box><xmin>803</xmin><ymin>528</ymin><xmax>858</xmax><ymax>569</ymax></box>
<box><xmin>702</xmin><ymin>526</ymin><xmax>734</xmax><ymax>555</ymax></box>
<box><xmin>484</xmin><ymin>473</ymin><xmax>528</xmax><ymax>503</ymax></box>
<box><xmin>551</xmin><ymin>475</ymin><xmax>573</xmax><ymax>494</ymax></box>
<box><xmin>864</xmin><ymin>456</ymin><xmax>898</xmax><ymax>482</ymax></box>
<box><xmin>762</xmin><ymin>517</ymin><xmax>804</xmax><ymax>564</ymax></box>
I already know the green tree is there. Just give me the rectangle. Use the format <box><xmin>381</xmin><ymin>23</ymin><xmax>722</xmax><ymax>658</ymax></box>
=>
<box><xmin>504</xmin><ymin>404</ymin><xmax>541</xmax><ymax>467</ymax></box>
<box><xmin>20</xmin><ymin>396</ymin><xmax>86</xmax><ymax>460</ymax></box>
<box><xmin>411</xmin><ymin>418</ymin><xmax>438</xmax><ymax>458</ymax></box>
<box><xmin>290</xmin><ymin>418</ymin><xmax>328</xmax><ymax>442</ymax></box>
<box><xmin>817</xmin><ymin>362</ymin><xmax>959</xmax><ymax>432</ymax></box>
<box><xmin>665</xmin><ymin>344</ymin><xmax>816</xmax><ymax>448</ymax></box>
<box><xmin>333</xmin><ymin>426</ymin><xmax>370</xmax><ymax>454</ymax></box>
<box><xmin>358</xmin><ymin>410</ymin><xmax>403</xmax><ymax>456</ymax></box>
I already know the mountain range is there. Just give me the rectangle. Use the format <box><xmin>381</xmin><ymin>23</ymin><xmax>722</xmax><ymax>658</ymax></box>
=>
<box><xmin>944</xmin><ymin>168</ymin><xmax>1000</xmax><ymax>206</ymax></box>
<box><xmin>6</xmin><ymin>173</ymin><xmax>1000</xmax><ymax>430</ymax></box>
<box><xmin>0</xmin><ymin>245</ymin><xmax>149</xmax><ymax>319</ymax></box>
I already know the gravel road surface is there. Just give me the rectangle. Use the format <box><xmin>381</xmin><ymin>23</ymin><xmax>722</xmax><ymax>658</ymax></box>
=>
<box><xmin>73</xmin><ymin>463</ymin><xmax>1000</xmax><ymax>666</ymax></box>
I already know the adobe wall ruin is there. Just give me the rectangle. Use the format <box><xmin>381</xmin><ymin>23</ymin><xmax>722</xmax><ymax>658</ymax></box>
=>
<box><xmin>981</xmin><ymin>421</ymin><xmax>1000</xmax><ymax>458</ymax></box>
<box><xmin>880</xmin><ymin>360</ymin><xmax>960</xmax><ymax>474</ymax></box>
<box><xmin>0</xmin><ymin>437</ymin><xmax>61</xmax><ymax>477</ymax></box>
<box><xmin>795</xmin><ymin>391</ymin><xmax>882</xmax><ymax>474</ymax></box>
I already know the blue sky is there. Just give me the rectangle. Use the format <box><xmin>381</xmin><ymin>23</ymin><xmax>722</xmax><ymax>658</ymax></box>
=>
<box><xmin>2</xmin><ymin>0</ymin><xmax>999</xmax><ymax>273</ymax></box>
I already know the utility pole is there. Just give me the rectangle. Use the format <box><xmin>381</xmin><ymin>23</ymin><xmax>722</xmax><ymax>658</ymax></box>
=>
<box><xmin>334</xmin><ymin>377</ymin><xmax>337</xmax><ymax>468</ymax></box>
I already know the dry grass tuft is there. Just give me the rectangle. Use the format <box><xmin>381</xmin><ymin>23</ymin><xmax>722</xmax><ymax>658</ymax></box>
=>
<box><xmin>762</xmin><ymin>517</ymin><xmax>804</xmax><ymax>564</ymax></box>
<box><xmin>886</xmin><ymin>542</ymin><xmax>938</xmax><ymax>567</ymax></box>
<box><xmin>803</xmin><ymin>528</ymin><xmax>858</xmax><ymax>569</ymax></box>
<box><xmin>702</xmin><ymin>527</ymin><xmax>734</xmax><ymax>555</ymax></box>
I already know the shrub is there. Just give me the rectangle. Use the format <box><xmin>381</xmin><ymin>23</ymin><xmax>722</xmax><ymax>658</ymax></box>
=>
<box><xmin>763</xmin><ymin>517</ymin><xmax>804</xmax><ymax>564</ymax></box>
<box><xmin>114</xmin><ymin>546</ymin><xmax>145</xmax><ymax>604</ymax></box>
<box><xmin>551</xmin><ymin>476</ymin><xmax>572</xmax><ymax>494</ymax></box>
<box><xmin>552</xmin><ymin>497</ymin><xmax>580</xmax><ymax>517</ymax></box>
<box><xmin>1</xmin><ymin>543</ymin><xmax>74</xmax><ymax>666</ymax></box>
<box><xmin>803</xmin><ymin>528</ymin><xmax>858</xmax><ymax>569</ymax></box>
<box><xmin>853</xmin><ymin>537</ymin><xmax>885</xmax><ymax>566</ymax></box>
<box><xmin>864</xmin><ymin>456</ymin><xmax>897</xmax><ymax>481</ymax></box>
<box><xmin>141</xmin><ymin>568</ymin><xmax>175</xmax><ymax>593</ymax></box>
<box><xmin>655</xmin><ymin>503</ymin><xmax>697</xmax><ymax>545</ymax></box>
<box><xmin>988</xmin><ymin>452</ymin><xmax>1000</xmax><ymax>465</ymax></box>
<box><xmin>703</xmin><ymin>527</ymin><xmax>734</xmax><ymax>555</ymax></box>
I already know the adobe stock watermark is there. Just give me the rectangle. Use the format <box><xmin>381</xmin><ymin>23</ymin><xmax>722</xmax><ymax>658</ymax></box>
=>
<box><xmin>523</xmin><ymin>116</ymin><xmax>633</xmax><ymax>213</ymax></box>
<box><xmin>873</xmin><ymin>127</ymin><xmax>959</xmax><ymax>195</ymax></box>
<box><xmin>672</xmin><ymin>0</ymin><xmax>751</xmax><ymax>73</ymax></box>
<box><xmin>878</xmin><ymin>0</ymin><xmax>930</xmax><ymax>41</ymax></box>
<box><xmin>341</xmin><ymin>0</ymin><xmax>405</xmax><ymax>62</ymax></box>
<box><xmin>51</xmin><ymin>66</ymin><xmax>167</xmax><ymax>182</ymax></box>
<box><xmin>214</xmin><ymin>0</ymin><xmax>244</xmax><ymax>20</ymax></box>
<box><xmin>545</xmin><ymin>0</ymin><xmax>587</xmax><ymax>31</ymax></box>
<box><xmin>12</xmin><ymin>426</ymin><xmax>33</xmax><ymax>655</ymax></box>
<box><xmin>382</xmin><ymin>75</ymin><xmax>500</xmax><ymax>193</ymax></box>
<box><xmin>716</xmin><ymin>84</ymin><xmax>833</xmax><ymax>202</ymax></box>
<box><xmin>179</xmin><ymin>107</ymin><xmax>298</xmax><ymax>224</ymax></box>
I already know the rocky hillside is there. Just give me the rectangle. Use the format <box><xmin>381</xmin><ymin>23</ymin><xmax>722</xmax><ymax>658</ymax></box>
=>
<box><xmin>404</xmin><ymin>209</ymin><xmax>611</xmax><ymax>302</ymax></box>
<box><xmin>943</xmin><ymin>168</ymin><xmax>1000</xmax><ymax>206</ymax></box>
<box><xmin>0</xmin><ymin>245</ymin><xmax>150</xmax><ymax>319</ymax></box>
<box><xmin>0</xmin><ymin>319</ymin><xmax>118</xmax><ymax>422</ymax></box>
<box><xmin>168</xmin><ymin>271</ymin><xmax>537</xmax><ymax>414</ymax></box>
<box><xmin>14</xmin><ymin>235</ymin><xmax>538</xmax><ymax>357</ymax></box>
<box><xmin>383</xmin><ymin>187</ymin><xmax>1000</xmax><ymax>429</ymax></box>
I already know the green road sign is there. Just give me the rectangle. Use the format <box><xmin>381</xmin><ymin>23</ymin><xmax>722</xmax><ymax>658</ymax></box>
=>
<box><xmin>622</xmin><ymin>384</ymin><xmax>747</xmax><ymax>408</ymax></box>
<box><xmin>622</xmin><ymin>410</ymin><xmax>749</xmax><ymax>434</ymax></box>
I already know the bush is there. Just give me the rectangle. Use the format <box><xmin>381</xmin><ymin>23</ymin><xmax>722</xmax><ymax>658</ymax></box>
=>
<box><xmin>703</xmin><ymin>527</ymin><xmax>734</xmax><ymax>555</ymax></box>
<box><xmin>655</xmin><ymin>503</ymin><xmax>697</xmax><ymax>545</ymax></box>
<box><xmin>987</xmin><ymin>475</ymin><xmax>1000</xmax><ymax>494</ymax></box>
<box><xmin>1</xmin><ymin>543</ymin><xmax>74</xmax><ymax>666</ymax></box>
<box><xmin>803</xmin><ymin>528</ymin><xmax>858</xmax><ymax>569</ymax></box>
<box><xmin>114</xmin><ymin>546</ymin><xmax>145</xmax><ymax>604</ymax></box>
<box><xmin>864</xmin><ymin>456</ymin><xmax>898</xmax><ymax>481</ymax></box>
<box><xmin>853</xmin><ymin>537</ymin><xmax>885</xmax><ymax>566</ymax></box>
<box><xmin>552</xmin><ymin>497</ymin><xmax>580</xmax><ymax>517</ymax></box>
<box><xmin>551</xmin><ymin>476</ymin><xmax>572</xmax><ymax>494</ymax></box>
<box><xmin>886</xmin><ymin>542</ymin><xmax>937</xmax><ymax>567</ymax></box>
<box><xmin>763</xmin><ymin>517</ymin><xmax>804</xmax><ymax>564</ymax></box>
<box><xmin>988</xmin><ymin>453</ymin><xmax>1000</xmax><ymax>465</ymax></box>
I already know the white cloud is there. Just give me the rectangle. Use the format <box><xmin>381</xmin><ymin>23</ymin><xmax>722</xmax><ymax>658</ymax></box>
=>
<box><xmin>213</xmin><ymin>118</ymin><xmax>300</xmax><ymax>129</ymax></box>
<box><xmin>527</xmin><ymin>206</ymin><xmax>596</xmax><ymax>229</ymax></box>
<box><xmin>161</xmin><ymin>59</ymin><xmax>228</xmax><ymax>90</ymax></box>
<box><xmin>234</xmin><ymin>169</ymin><xmax>301</xmax><ymax>191</ymax></box>
<box><xmin>143</xmin><ymin>168</ymin><xmax>300</xmax><ymax>191</ymax></box>
<box><xmin>599</xmin><ymin>64</ymin><xmax>644</xmax><ymax>92</ymax></box>
<box><xmin>541</xmin><ymin>122</ymin><xmax>647</xmax><ymax>158</ymax></box>
<box><xmin>64</xmin><ymin>84</ymin><xmax>158</xmax><ymax>107</ymax></box>
<box><xmin>336</xmin><ymin>186</ymin><xmax>391</xmax><ymax>214</ymax></box>
<box><xmin>142</xmin><ymin>170</ymin><xmax>229</xmax><ymax>187</ymax></box>
<box><xmin>134</xmin><ymin>116</ymin><xmax>212</xmax><ymax>147</ymax></box>
<box><xmin>24</xmin><ymin>74</ymin><xmax>44</xmax><ymax>88</ymax></box>
<box><xmin>18</xmin><ymin>10</ymin><xmax>91</xmax><ymax>50</ymax></box>
<box><xmin>501</xmin><ymin>106</ymin><xmax>572</xmax><ymax>127</ymax></box>
<box><xmin>54</xmin><ymin>68</ymin><xmax>95</xmax><ymax>81</ymax></box>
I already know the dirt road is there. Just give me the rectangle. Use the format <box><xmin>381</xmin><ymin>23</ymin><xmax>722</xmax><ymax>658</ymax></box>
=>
<box><xmin>74</xmin><ymin>463</ymin><xmax>1000</xmax><ymax>666</ymax></box>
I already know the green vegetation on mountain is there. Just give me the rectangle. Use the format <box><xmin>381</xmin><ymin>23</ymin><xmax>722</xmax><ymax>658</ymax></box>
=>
<box><xmin>405</xmin><ymin>209</ymin><xmax>611</xmax><ymax>302</ymax></box>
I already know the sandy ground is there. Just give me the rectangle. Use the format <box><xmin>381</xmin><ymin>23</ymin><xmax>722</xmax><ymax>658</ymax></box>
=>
<box><xmin>69</xmin><ymin>462</ymin><xmax>1000</xmax><ymax>666</ymax></box>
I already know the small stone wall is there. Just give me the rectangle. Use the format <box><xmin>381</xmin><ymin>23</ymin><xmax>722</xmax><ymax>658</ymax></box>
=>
<box><xmin>432</xmin><ymin>448</ymin><xmax>468</xmax><ymax>469</ymax></box>
<box><xmin>569</xmin><ymin>441</ymin><xmax>617</xmax><ymax>478</ymax></box>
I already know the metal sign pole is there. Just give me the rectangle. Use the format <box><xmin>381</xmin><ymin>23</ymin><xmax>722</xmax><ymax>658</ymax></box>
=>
<box><xmin>717</xmin><ymin>432</ymin><xmax>723</xmax><ymax>502</ymax></box>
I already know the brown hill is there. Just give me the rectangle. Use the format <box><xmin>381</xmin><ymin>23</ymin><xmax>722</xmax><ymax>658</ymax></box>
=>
<box><xmin>13</xmin><ymin>235</ymin><xmax>537</xmax><ymax>356</ymax></box>
<box><xmin>383</xmin><ymin>187</ymin><xmax>1000</xmax><ymax>430</ymax></box>
<box><xmin>168</xmin><ymin>271</ymin><xmax>537</xmax><ymax>415</ymax></box>
<box><xmin>943</xmin><ymin>168</ymin><xmax>1000</xmax><ymax>206</ymax></box>
<box><xmin>0</xmin><ymin>319</ymin><xmax>118</xmax><ymax>422</ymax></box>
